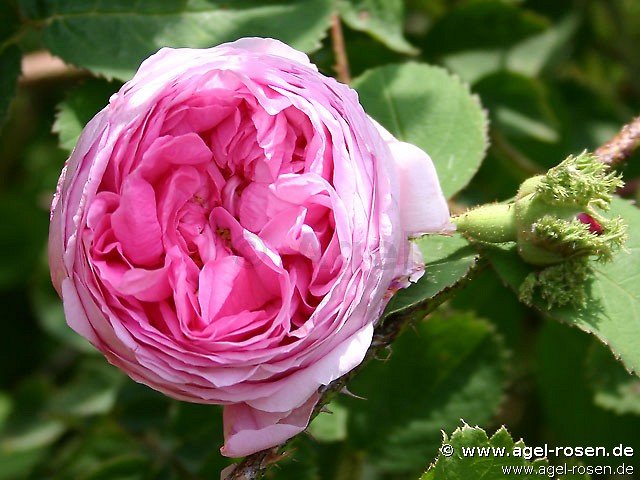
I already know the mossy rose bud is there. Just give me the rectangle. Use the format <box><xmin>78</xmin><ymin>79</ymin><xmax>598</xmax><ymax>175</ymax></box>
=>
<box><xmin>453</xmin><ymin>152</ymin><xmax>627</xmax><ymax>307</ymax></box>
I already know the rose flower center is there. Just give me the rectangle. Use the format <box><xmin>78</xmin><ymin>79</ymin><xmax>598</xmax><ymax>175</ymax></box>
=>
<box><xmin>84</xmin><ymin>81</ymin><xmax>341</xmax><ymax>348</ymax></box>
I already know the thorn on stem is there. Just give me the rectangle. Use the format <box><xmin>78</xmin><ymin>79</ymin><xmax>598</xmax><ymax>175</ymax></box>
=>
<box><xmin>374</xmin><ymin>345</ymin><xmax>393</xmax><ymax>362</ymax></box>
<box><xmin>340</xmin><ymin>386</ymin><xmax>366</xmax><ymax>400</ymax></box>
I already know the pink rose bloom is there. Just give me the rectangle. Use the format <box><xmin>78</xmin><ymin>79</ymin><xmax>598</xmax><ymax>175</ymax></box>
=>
<box><xmin>48</xmin><ymin>38</ymin><xmax>451</xmax><ymax>457</ymax></box>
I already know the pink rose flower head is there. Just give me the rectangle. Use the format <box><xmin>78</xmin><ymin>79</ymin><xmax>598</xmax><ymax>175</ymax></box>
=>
<box><xmin>48</xmin><ymin>38</ymin><xmax>452</xmax><ymax>457</ymax></box>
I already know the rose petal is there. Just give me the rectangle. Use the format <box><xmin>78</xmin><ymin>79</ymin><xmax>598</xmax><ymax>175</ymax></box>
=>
<box><xmin>110</xmin><ymin>176</ymin><xmax>164</xmax><ymax>266</ymax></box>
<box><xmin>221</xmin><ymin>392</ymin><xmax>319</xmax><ymax>457</ymax></box>
<box><xmin>224</xmin><ymin>37</ymin><xmax>316</xmax><ymax>70</ymax></box>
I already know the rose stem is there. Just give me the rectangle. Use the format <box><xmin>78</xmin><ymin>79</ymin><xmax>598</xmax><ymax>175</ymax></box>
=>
<box><xmin>596</xmin><ymin>115</ymin><xmax>640</xmax><ymax>167</ymax></box>
<box><xmin>330</xmin><ymin>12</ymin><xmax>351</xmax><ymax>85</ymax></box>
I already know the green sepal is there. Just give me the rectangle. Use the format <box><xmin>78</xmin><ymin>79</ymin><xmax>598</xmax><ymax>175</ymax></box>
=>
<box><xmin>534</xmin><ymin>151</ymin><xmax>624</xmax><ymax>210</ymax></box>
<box><xmin>519</xmin><ymin>257</ymin><xmax>591</xmax><ymax>308</ymax></box>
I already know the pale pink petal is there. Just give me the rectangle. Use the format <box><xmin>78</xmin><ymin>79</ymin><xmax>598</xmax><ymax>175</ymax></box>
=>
<box><xmin>117</xmin><ymin>265</ymin><xmax>171</xmax><ymax>302</ymax></box>
<box><xmin>221</xmin><ymin>392</ymin><xmax>320</xmax><ymax>458</ymax></box>
<box><xmin>61</xmin><ymin>278</ymin><xmax>99</xmax><ymax>345</ymax></box>
<box><xmin>370</xmin><ymin>118</ymin><xmax>453</xmax><ymax>235</ymax></box>
<box><xmin>223</xmin><ymin>37</ymin><xmax>316</xmax><ymax>70</ymax></box>
<box><xmin>245</xmin><ymin>323</ymin><xmax>373</xmax><ymax>412</ymax></box>
<box><xmin>387</xmin><ymin>140</ymin><xmax>454</xmax><ymax>235</ymax></box>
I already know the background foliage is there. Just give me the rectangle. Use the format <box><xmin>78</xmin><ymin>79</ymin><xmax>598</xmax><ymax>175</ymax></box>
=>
<box><xmin>1</xmin><ymin>0</ymin><xmax>640</xmax><ymax>479</ymax></box>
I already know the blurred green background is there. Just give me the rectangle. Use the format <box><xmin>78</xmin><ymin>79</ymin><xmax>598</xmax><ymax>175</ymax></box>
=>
<box><xmin>1</xmin><ymin>0</ymin><xmax>640</xmax><ymax>479</ymax></box>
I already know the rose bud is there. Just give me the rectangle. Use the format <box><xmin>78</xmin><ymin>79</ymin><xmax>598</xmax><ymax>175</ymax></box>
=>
<box><xmin>576</xmin><ymin>212</ymin><xmax>604</xmax><ymax>235</ymax></box>
<box><xmin>453</xmin><ymin>152</ymin><xmax>627</xmax><ymax>307</ymax></box>
<box><xmin>48</xmin><ymin>38</ymin><xmax>452</xmax><ymax>457</ymax></box>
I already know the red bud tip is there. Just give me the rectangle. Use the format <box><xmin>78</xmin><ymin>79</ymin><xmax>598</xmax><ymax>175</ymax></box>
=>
<box><xmin>576</xmin><ymin>213</ymin><xmax>604</xmax><ymax>235</ymax></box>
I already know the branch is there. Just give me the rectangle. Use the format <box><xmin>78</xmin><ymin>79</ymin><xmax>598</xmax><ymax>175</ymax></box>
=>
<box><xmin>595</xmin><ymin>115</ymin><xmax>640</xmax><ymax>166</ymax></box>
<box><xmin>330</xmin><ymin>13</ymin><xmax>351</xmax><ymax>84</ymax></box>
<box><xmin>225</xmin><ymin>258</ymin><xmax>484</xmax><ymax>480</ymax></box>
<box><xmin>19</xmin><ymin>50</ymin><xmax>84</xmax><ymax>85</ymax></box>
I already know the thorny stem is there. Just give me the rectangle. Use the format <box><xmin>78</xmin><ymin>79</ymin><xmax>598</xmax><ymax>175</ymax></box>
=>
<box><xmin>595</xmin><ymin>115</ymin><xmax>640</xmax><ymax>167</ymax></box>
<box><xmin>20</xmin><ymin>50</ymin><xmax>84</xmax><ymax>84</ymax></box>
<box><xmin>330</xmin><ymin>13</ymin><xmax>351</xmax><ymax>85</ymax></box>
<box><xmin>226</xmin><ymin>115</ymin><xmax>640</xmax><ymax>480</ymax></box>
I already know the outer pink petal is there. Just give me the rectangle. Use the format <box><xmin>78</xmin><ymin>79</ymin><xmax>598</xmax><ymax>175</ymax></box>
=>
<box><xmin>370</xmin><ymin>118</ymin><xmax>453</xmax><ymax>235</ymax></box>
<box><xmin>223</xmin><ymin>37</ymin><xmax>316</xmax><ymax>70</ymax></box>
<box><xmin>48</xmin><ymin>192</ymin><xmax>67</xmax><ymax>296</ymax></box>
<box><xmin>245</xmin><ymin>323</ymin><xmax>373</xmax><ymax>413</ymax></box>
<box><xmin>61</xmin><ymin>278</ymin><xmax>100</xmax><ymax>345</ymax></box>
<box><xmin>49</xmin><ymin>109</ymin><xmax>109</xmax><ymax>294</ymax></box>
<box><xmin>388</xmin><ymin>141</ymin><xmax>453</xmax><ymax>235</ymax></box>
<box><xmin>221</xmin><ymin>392</ymin><xmax>320</xmax><ymax>458</ymax></box>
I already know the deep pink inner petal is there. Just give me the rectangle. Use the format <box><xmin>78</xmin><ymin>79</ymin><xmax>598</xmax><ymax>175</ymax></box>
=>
<box><xmin>85</xmin><ymin>81</ymin><xmax>343</xmax><ymax>350</ymax></box>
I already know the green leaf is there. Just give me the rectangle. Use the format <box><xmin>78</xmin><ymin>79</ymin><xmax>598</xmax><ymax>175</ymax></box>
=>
<box><xmin>0</xmin><ymin>2</ymin><xmax>21</xmax><ymax>127</ymax></box>
<box><xmin>586</xmin><ymin>340</ymin><xmax>640</xmax><ymax>416</ymax></box>
<box><xmin>535</xmin><ymin>321</ymin><xmax>640</xmax><ymax>457</ymax></box>
<box><xmin>0</xmin><ymin>45</ymin><xmax>20</xmax><ymax>127</ymax></box>
<box><xmin>452</xmin><ymin>268</ymin><xmax>526</xmax><ymax>347</ymax></box>
<box><xmin>23</xmin><ymin>0</ymin><xmax>332</xmax><ymax>80</ymax></box>
<box><xmin>382</xmin><ymin>234</ymin><xmax>479</xmax><ymax>320</ymax></box>
<box><xmin>167</xmin><ymin>403</ymin><xmax>226</xmax><ymax>475</ymax></box>
<box><xmin>506</xmin><ymin>15</ymin><xmax>578</xmax><ymax>77</ymax></box>
<box><xmin>441</xmin><ymin>51</ymin><xmax>507</xmax><ymax>86</ymax></box>
<box><xmin>114</xmin><ymin>382</ymin><xmax>172</xmax><ymax>433</ymax></box>
<box><xmin>0</xmin><ymin>393</ymin><xmax>10</xmax><ymax>432</ymax></box>
<box><xmin>420</xmin><ymin>424</ymin><xmax>552</xmax><ymax>480</ymax></box>
<box><xmin>307</xmin><ymin>402</ymin><xmax>348</xmax><ymax>443</ymax></box>
<box><xmin>338</xmin><ymin>0</ymin><xmax>418</xmax><ymax>55</ymax></box>
<box><xmin>487</xmin><ymin>198</ymin><xmax>640</xmax><ymax>374</ymax></box>
<box><xmin>0</xmin><ymin>194</ymin><xmax>48</xmax><ymax>288</ymax></box>
<box><xmin>0</xmin><ymin>3</ymin><xmax>21</xmax><ymax>45</ymax></box>
<box><xmin>353</xmin><ymin>63</ymin><xmax>489</xmax><ymax>198</ymax></box>
<box><xmin>1</xmin><ymin>379</ymin><xmax>66</xmax><ymax>453</ymax></box>
<box><xmin>54</xmin><ymin>78</ymin><xmax>119</xmax><ymax>152</ymax></box>
<box><xmin>421</xmin><ymin>1</ymin><xmax>548</xmax><ymax>58</ymax></box>
<box><xmin>428</xmin><ymin>4</ymin><xmax>577</xmax><ymax>84</ymax></box>
<box><xmin>80</xmin><ymin>455</ymin><xmax>150</xmax><ymax>480</ymax></box>
<box><xmin>0</xmin><ymin>449</ymin><xmax>47</xmax><ymax>480</ymax></box>
<box><xmin>344</xmin><ymin>312</ymin><xmax>508</xmax><ymax>475</ymax></box>
<box><xmin>48</xmin><ymin>361</ymin><xmax>124</xmax><ymax>418</ymax></box>
<box><xmin>474</xmin><ymin>72</ymin><xmax>559</xmax><ymax>143</ymax></box>
<box><xmin>40</xmin><ymin>419</ymin><xmax>147</xmax><ymax>480</ymax></box>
